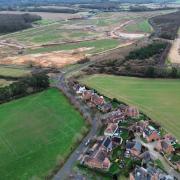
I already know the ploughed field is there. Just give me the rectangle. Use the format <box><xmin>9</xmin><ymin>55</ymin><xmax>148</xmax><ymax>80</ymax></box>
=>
<box><xmin>0</xmin><ymin>88</ymin><xmax>85</xmax><ymax>179</ymax></box>
<box><xmin>80</xmin><ymin>75</ymin><xmax>180</xmax><ymax>140</ymax></box>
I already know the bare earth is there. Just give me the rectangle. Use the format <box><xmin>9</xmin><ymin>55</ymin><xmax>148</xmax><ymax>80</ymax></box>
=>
<box><xmin>168</xmin><ymin>37</ymin><xmax>180</xmax><ymax>64</ymax></box>
<box><xmin>0</xmin><ymin>48</ymin><xmax>87</xmax><ymax>68</ymax></box>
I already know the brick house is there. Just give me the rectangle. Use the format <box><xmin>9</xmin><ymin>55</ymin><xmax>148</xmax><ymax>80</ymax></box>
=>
<box><xmin>126</xmin><ymin>141</ymin><xmax>142</xmax><ymax>157</ymax></box>
<box><xmin>82</xmin><ymin>90</ymin><xmax>94</xmax><ymax>101</ymax></box>
<box><xmin>83</xmin><ymin>137</ymin><xmax>111</xmax><ymax>170</ymax></box>
<box><xmin>125</xmin><ymin>106</ymin><xmax>139</xmax><ymax>118</ymax></box>
<box><xmin>143</xmin><ymin>126</ymin><xmax>160</xmax><ymax>142</ymax></box>
<box><xmin>98</xmin><ymin>103</ymin><xmax>112</xmax><ymax>113</ymax></box>
<box><xmin>101</xmin><ymin>109</ymin><xmax>124</xmax><ymax>124</ymax></box>
<box><xmin>84</xmin><ymin>148</ymin><xmax>111</xmax><ymax>170</ymax></box>
<box><xmin>104</xmin><ymin>123</ymin><xmax>118</xmax><ymax>137</ymax></box>
<box><xmin>129</xmin><ymin>120</ymin><xmax>149</xmax><ymax>134</ymax></box>
<box><xmin>129</xmin><ymin>165</ymin><xmax>174</xmax><ymax>180</ymax></box>
<box><xmin>155</xmin><ymin>140</ymin><xmax>175</xmax><ymax>154</ymax></box>
<box><xmin>91</xmin><ymin>93</ymin><xmax>105</xmax><ymax>106</ymax></box>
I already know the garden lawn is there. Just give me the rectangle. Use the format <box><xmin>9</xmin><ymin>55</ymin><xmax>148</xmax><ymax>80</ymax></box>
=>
<box><xmin>0</xmin><ymin>88</ymin><xmax>86</xmax><ymax>180</ymax></box>
<box><xmin>80</xmin><ymin>75</ymin><xmax>180</xmax><ymax>140</ymax></box>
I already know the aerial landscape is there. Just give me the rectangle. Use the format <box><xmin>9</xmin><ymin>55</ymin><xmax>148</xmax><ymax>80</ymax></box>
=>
<box><xmin>0</xmin><ymin>0</ymin><xmax>180</xmax><ymax>180</ymax></box>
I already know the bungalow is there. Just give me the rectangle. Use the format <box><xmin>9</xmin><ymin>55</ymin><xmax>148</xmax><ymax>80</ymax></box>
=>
<box><xmin>101</xmin><ymin>109</ymin><xmax>124</xmax><ymax>124</ymax></box>
<box><xmin>126</xmin><ymin>140</ymin><xmax>142</xmax><ymax>157</ymax></box>
<box><xmin>155</xmin><ymin>140</ymin><xmax>175</xmax><ymax>154</ymax></box>
<box><xmin>130</xmin><ymin>165</ymin><xmax>174</xmax><ymax>180</ymax></box>
<box><xmin>143</xmin><ymin>126</ymin><xmax>160</xmax><ymax>142</ymax></box>
<box><xmin>91</xmin><ymin>93</ymin><xmax>105</xmax><ymax>106</ymax></box>
<box><xmin>104</xmin><ymin>123</ymin><xmax>118</xmax><ymax>137</ymax></box>
<box><xmin>125</xmin><ymin>106</ymin><xmax>139</xmax><ymax>118</ymax></box>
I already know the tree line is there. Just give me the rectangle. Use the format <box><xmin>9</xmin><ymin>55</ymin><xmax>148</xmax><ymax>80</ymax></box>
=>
<box><xmin>126</xmin><ymin>43</ymin><xmax>167</xmax><ymax>60</ymax></box>
<box><xmin>0</xmin><ymin>73</ymin><xmax>49</xmax><ymax>104</ymax></box>
<box><xmin>0</xmin><ymin>13</ymin><xmax>41</xmax><ymax>34</ymax></box>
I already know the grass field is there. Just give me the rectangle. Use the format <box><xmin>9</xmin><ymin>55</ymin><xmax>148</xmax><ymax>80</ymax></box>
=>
<box><xmin>0</xmin><ymin>66</ymin><xmax>31</xmax><ymax>78</ymax></box>
<box><xmin>80</xmin><ymin>75</ymin><xmax>180</xmax><ymax>140</ymax></box>
<box><xmin>27</xmin><ymin>39</ymin><xmax>121</xmax><ymax>54</ymax></box>
<box><xmin>124</xmin><ymin>20</ymin><xmax>153</xmax><ymax>33</ymax></box>
<box><xmin>0</xmin><ymin>88</ymin><xmax>86</xmax><ymax>179</ymax></box>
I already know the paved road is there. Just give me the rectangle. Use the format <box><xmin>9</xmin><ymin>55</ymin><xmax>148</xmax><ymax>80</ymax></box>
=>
<box><xmin>54</xmin><ymin>116</ymin><xmax>98</xmax><ymax>180</ymax></box>
<box><xmin>53</xmin><ymin>63</ymin><xmax>100</xmax><ymax>180</ymax></box>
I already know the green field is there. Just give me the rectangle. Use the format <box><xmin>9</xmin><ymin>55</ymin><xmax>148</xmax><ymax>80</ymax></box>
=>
<box><xmin>27</xmin><ymin>39</ymin><xmax>121</xmax><ymax>54</ymax></box>
<box><xmin>0</xmin><ymin>66</ymin><xmax>31</xmax><ymax>78</ymax></box>
<box><xmin>0</xmin><ymin>88</ymin><xmax>86</xmax><ymax>179</ymax></box>
<box><xmin>124</xmin><ymin>20</ymin><xmax>153</xmax><ymax>33</ymax></box>
<box><xmin>80</xmin><ymin>75</ymin><xmax>180</xmax><ymax>140</ymax></box>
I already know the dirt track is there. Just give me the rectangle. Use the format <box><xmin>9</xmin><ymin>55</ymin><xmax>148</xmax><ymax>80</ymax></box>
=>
<box><xmin>0</xmin><ymin>49</ymin><xmax>86</xmax><ymax>68</ymax></box>
<box><xmin>168</xmin><ymin>37</ymin><xmax>180</xmax><ymax>64</ymax></box>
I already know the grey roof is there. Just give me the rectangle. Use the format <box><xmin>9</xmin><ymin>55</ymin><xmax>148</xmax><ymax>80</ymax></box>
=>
<box><xmin>103</xmin><ymin>137</ymin><xmax>112</xmax><ymax>149</ymax></box>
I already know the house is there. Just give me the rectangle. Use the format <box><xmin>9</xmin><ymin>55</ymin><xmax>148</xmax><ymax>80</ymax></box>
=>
<box><xmin>126</xmin><ymin>140</ymin><xmax>142</xmax><ymax>157</ymax></box>
<box><xmin>155</xmin><ymin>140</ymin><xmax>175</xmax><ymax>154</ymax></box>
<box><xmin>129</xmin><ymin>120</ymin><xmax>149</xmax><ymax>134</ymax></box>
<box><xmin>98</xmin><ymin>103</ymin><xmax>112</xmax><ymax>113</ymax></box>
<box><xmin>83</xmin><ymin>138</ymin><xmax>111</xmax><ymax>170</ymax></box>
<box><xmin>104</xmin><ymin>123</ymin><xmax>118</xmax><ymax>137</ymax></box>
<box><xmin>125</xmin><ymin>106</ymin><xmax>139</xmax><ymax>118</ymax></box>
<box><xmin>102</xmin><ymin>137</ymin><xmax>113</xmax><ymax>152</ymax></box>
<box><xmin>143</xmin><ymin>126</ymin><xmax>160</xmax><ymax>142</ymax></box>
<box><xmin>76</xmin><ymin>86</ymin><xmax>86</xmax><ymax>95</ymax></box>
<box><xmin>130</xmin><ymin>165</ymin><xmax>174</xmax><ymax>180</ymax></box>
<box><xmin>101</xmin><ymin>109</ymin><xmax>125</xmax><ymax>124</ymax></box>
<box><xmin>84</xmin><ymin>148</ymin><xmax>111</xmax><ymax>170</ymax></box>
<box><xmin>163</xmin><ymin>134</ymin><xmax>177</xmax><ymax>144</ymax></box>
<box><xmin>112</xmin><ymin>136</ymin><xmax>123</xmax><ymax>146</ymax></box>
<box><xmin>139</xmin><ymin>151</ymin><xmax>153</xmax><ymax>164</ymax></box>
<box><xmin>82</xmin><ymin>90</ymin><xmax>94</xmax><ymax>101</ymax></box>
<box><xmin>91</xmin><ymin>93</ymin><xmax>105</xmax><ymax>106</ymax></box>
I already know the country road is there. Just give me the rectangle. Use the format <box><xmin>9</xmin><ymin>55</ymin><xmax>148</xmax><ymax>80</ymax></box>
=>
<box><xmin>53</xmin><ymin>62</ymin><xmax>100</xmax><ymax>180</ymax></box>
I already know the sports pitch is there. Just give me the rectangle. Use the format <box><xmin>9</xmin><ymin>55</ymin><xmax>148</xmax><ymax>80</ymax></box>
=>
<box><xmin>0</xmin><ymin>88</ymin><xmax>85</xmax><ymax>179</ymax></box>
<box><xmin>80</xmin><ymin>74</ymin><xmax>180</xmax><ymax>140</ymax></box>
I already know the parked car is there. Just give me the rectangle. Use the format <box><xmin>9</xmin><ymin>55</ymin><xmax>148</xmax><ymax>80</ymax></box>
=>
<box><xmin>85</xmin><ymin>139</ymin><xmax>91</xmax><ymax>146</ymax></box>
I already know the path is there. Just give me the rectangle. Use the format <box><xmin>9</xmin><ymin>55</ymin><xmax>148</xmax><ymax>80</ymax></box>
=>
<box><xmin>168</xmin><ymin>34</ymin><xmax>180</xmax><ymax>64</ymax></box>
